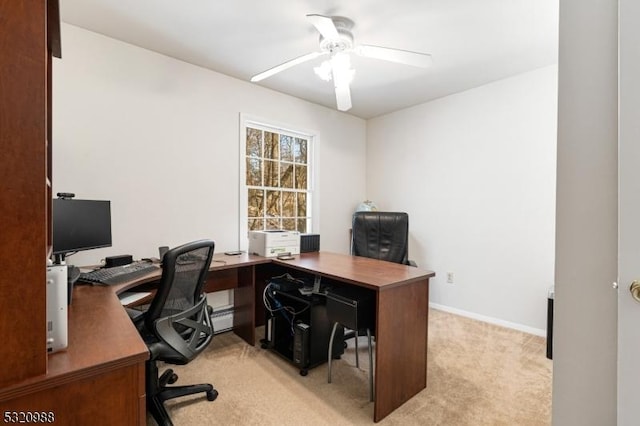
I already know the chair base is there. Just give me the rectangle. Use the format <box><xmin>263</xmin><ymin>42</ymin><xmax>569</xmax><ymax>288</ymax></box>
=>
<box><xmin>147</xmin><ymin>361</ymin><xmax>218</xmax><ymax>426</ymax></box>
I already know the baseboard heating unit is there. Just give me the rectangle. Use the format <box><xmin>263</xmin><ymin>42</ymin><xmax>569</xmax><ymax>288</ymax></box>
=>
<box><xmin>210</xmin><ymin>305</ymin><xmax>234</xmax><ymax>334</ymax></box>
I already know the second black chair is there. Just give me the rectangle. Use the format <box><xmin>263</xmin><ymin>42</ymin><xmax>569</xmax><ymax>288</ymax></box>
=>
<box><xmin>130</xmin><ymin>239</ymin><xmax>217</xmax><ymax>426</ymax></box>
<box><xmin>351</xmin><ymin>211</ymin><xmax>416</xmax><ymax>266</ymax></box>
<box><xmin>326</xmin><ymin>286</ymin><xmax>375</xmax><ymax>401</ymax></box>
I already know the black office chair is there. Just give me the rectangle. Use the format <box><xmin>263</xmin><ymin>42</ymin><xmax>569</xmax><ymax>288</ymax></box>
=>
<box><xmin>327</xmin><ymin>211</ymin><xmax>416</xmax><ymax>399</ymax></box>
<box><xmin>351</xmin><ymin>211</ymin><xmax>416</xmax><ymax>266</ymax></box>
<box><xmin>130</xmin><ymin>239</ymin><xmax>217</xmax><ymax>426</ymax></box>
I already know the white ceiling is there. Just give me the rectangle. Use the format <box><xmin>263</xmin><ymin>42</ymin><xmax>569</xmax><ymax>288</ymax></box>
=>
<box><xmin>59</xmin><ymin>0</ymin><xmax>559</xmax><ymax>119</ymax></box>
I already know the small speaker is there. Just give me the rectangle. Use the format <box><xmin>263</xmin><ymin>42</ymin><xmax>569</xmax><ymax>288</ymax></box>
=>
<box><xmin>159</xmin><ymin>246</ymin><xmax>169</xmax><ymax>260</ymax></box>
<box><xmin>300</xmin><ymin>234</ymin><xmax>320</xmax><ymax>253</ymax></box>
<box><xmin>105</xmin><ymin>254</ymin><xmax>133</xmax><ymax>268</ymax></box>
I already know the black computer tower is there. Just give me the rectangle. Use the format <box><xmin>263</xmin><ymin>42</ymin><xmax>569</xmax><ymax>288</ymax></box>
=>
<box><xmin>264</xmin><ymin>289</ymin><xmax>343</xmax><ymax>376</ymax></box>
<box><xmin>293</xmin><ymin>322</ymin><xmax>310</xmax><ymax>368</ymax></box>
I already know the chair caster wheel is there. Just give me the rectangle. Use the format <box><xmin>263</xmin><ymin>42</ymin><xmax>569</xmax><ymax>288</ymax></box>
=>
<box><xmin>167</xmin><ymin>373</ymin><xmax>178</xmax><ymax>384</ymax></box>
<box><xmin>207</xmin><ymin>389</ymin><xmax>218</xmax><ymax>401</ymax></box>
<box><xmin>299</xmin><ymin>369</ymin><xmax>308</xmax><ymax>376</ymax></box>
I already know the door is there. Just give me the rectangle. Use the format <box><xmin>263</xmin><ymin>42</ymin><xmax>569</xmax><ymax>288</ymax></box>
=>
<box><xmin>618</xmin><ymin>0</ymin><xmax>640</xmax><ymax>424</ymax></box>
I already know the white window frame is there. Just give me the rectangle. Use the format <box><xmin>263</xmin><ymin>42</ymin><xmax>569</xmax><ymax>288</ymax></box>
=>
<box><xmin>239</xmin><ymin>114</ymin><xmax>318</xmax><ymax>251</ymax></box>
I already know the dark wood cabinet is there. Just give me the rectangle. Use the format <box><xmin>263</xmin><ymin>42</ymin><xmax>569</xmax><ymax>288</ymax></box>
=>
<box><xmin>0</xmin><ymin>2</ymin><xmax>148</xmax><ymax>424</ymax></box>
<box><xmin>0</xmin><ymin>0</ymin><xmax>57</xmax><ymax>387</ymax></box>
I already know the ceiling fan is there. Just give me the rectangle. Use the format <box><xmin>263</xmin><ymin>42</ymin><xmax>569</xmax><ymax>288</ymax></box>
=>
<box><xmin>250</xmin><ymin>14</ymin><xmax>433</xmax><ymax>112</ymax></box>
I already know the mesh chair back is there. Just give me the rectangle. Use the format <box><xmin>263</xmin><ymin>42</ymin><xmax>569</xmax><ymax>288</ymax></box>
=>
<box><xmin>351</xmin><ymin>211</ymin><xmax>409</xmax><ymax>265</ymax></box>
<box><xmin>144</xmin><ymin>240</ymin><xmax>215</xmax><ymax>363</ymax></box>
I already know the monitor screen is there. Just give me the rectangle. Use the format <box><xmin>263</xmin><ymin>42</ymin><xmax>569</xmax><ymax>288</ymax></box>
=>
<box><xmin>52</xmin><ymin>198</ymin><xmax>112</xmax><ymax>255</ymax></box>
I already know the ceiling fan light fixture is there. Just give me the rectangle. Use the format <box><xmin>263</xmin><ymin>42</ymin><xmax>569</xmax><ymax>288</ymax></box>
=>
<box><xmin>313</xmin><ymin>60</ymin><xmax>333</xmax><ymax>81</ymax></box>
<box><xmin>331</xmin><ymin>53</ymin><xmax>355</xmax><ymax>86</ymax></box>
<box><xmin>314</xmin><ymin>53</ymin><xmax>355</xmax><ymax>85</ymax></box>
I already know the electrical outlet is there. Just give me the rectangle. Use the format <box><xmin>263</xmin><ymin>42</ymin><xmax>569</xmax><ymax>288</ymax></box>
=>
<box><xmin>446</xmin><ymin>272</ymin><xmax>454</xmax><ymax>284</ymax></box>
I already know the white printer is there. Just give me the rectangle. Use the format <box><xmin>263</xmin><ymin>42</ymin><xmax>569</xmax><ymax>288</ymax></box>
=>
<box><xmin>249</xmin><ymin>230</ymin><xmax>301</xmax><ymax>257</ymax></box>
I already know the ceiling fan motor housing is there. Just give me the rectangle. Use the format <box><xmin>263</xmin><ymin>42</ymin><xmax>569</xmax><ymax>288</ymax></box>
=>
<box><xmin>319</xmin><ymin>16</ymin><xmax>354</xmax><ymax>54</ymax></box>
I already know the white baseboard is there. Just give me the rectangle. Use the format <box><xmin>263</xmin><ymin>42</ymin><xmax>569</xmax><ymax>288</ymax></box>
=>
<box><xmin>429</xmin><ymin>303</ymin><xmax>547</xmax><ymax>337</ymax></box>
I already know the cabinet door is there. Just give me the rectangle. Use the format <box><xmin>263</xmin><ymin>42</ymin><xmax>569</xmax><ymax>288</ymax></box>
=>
<box><xmin>0</xmin><ymin>0</ymin><xmax>49</xmax><ymax>386</ymax></box>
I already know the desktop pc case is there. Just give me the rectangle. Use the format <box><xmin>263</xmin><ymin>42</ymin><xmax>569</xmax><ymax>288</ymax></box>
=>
<box><xmin>46</xmin><ymin>264</ymin><xmax>68</xmax><ymax>353</ymax></box>
<box><xmin>265</xmin><ymin>290</ymin><xmax>343</xmax><ymax>375</ymax></box>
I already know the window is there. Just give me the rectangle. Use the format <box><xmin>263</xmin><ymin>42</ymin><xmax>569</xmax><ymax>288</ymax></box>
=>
<box><xmin>241</xmin><ymin>120</ymin><xmax>314</xmax><ymax>235</ymax></box>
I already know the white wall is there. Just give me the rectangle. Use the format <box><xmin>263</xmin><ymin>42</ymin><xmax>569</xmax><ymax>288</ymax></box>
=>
<box><xmin>52</xmin><ymin>24</ymin><xmax>366</xmax><ymax>266</ymax></box>
<box><xmin>367</xmin><ymin>66</ymin><xmax>557</xmax><ymax>332</ymax></box>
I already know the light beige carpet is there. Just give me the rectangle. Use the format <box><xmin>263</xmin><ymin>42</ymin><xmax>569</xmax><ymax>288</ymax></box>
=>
<box><xmin>154</xmin><ymin>308</ymin><xmax>552</xmax><ymax>425</ymax></box>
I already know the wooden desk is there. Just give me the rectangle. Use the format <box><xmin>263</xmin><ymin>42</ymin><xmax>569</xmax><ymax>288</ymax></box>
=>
<box><xmin>264</xmin><ymin>252</ymin><xmax>434</xmax><ymax>422</ymax></box>
<box><xmin>0</xmin><ymin>252</ymin><xmax>433</xmax><ymax>424</ymax></box>
<box><xmin>0</xmin><ymin>283</ymin><xmax>149</xmax><ymax>424</ymax></box>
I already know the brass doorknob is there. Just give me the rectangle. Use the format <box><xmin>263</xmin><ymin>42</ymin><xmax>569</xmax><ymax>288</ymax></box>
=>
<box><xmin>631</xmin><ymin>281</ymin><xmax>640</xmax><ymax>302</ymax></box>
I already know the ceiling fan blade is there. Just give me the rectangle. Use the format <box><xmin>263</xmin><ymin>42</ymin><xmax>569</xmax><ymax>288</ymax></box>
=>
<box><xmin>334</xmin><ymin>84</ymin><xmax>352</xmax><ymax>111</ymax></box>
<box><xmin>355</xmin><ymin>45</ymin><xmax>433</xmax><ymax>68</ymax></box>
<box><xmin>251</xmin><ymin>51</ymin><xmax>325</xmax><ymax>82</ymax></box>
<box><xmin>306</xmin><ymin>14</ymin><xmax>340</xmax><ymax>40</ymax></box>
<box><xmin>331</xmin><ymin>54</ymin><xmax>353</xmax><ymax>111</ymax></box>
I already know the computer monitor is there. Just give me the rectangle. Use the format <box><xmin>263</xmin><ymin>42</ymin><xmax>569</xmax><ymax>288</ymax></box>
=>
<box><xmin>52</xmin><ymin>198</ymin><xmax>112</xmax><ymax>261</ymax></box>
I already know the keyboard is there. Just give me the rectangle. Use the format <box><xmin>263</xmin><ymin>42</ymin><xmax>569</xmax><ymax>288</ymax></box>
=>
<box><xmin>78</xmin><ymin>262</ymin><xmax>160</xmax><ymax>285</ymax></box>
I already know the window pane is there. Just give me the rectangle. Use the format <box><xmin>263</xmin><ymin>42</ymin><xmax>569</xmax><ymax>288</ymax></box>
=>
<box><xmin>246</xmin><ymin>128</ymin><xmax>262</xmax><ymax>157</ymax></box>
<box><xmin>266</xmin><ymin>218</ymin><xmax>280</xmax><ymax>230</ymax></box>
<box><xmin>246</xmin><ymin>157</ymin><xmax>262</xmax><ymax>186</ymax></box>
<box><xmin>280</xmin><ymin>135</ymin><xmax>294</xmax><ymax>162</ymax></box>
<box><xmin>264</xmin><ymin>132</ymin><xmax>279</xmax><ymax>160</ymax></box>
<box><xmin>248</xmin><ymin>218</ymin><xmax>264</xmax><ymax>231</ymax></box>
<box><xmin>294</xmin><ymin>138</ymin><xmax>307</xmax><ymax>164</ymax></box>
<box><xmin>295</xmin><ymin>165</ymin><xmax>307</xmax><ymax>189</ymax></box>
<box><xmin>282</xmin><ymin>191</ymin><xmax>295</xmax><ymax>217</ymax></box>
<box><xmin>264</xmin><ymin>160</ymin><xmax>279</xmax><ymax>187</ymax></box>
<box><xmin>297</xmin><ymin>193</ymin><xmax>307</xmax><ymax>216</ymax></box>
<box><xmin>297</xmin><ymin>218</ymin><xmax>307</xmax><ymax>233</ymax></box>
<box><xmin>282</xmin><ymin>218</ymin><xmax>295</xmax><ymax>231</ymax></box>
<box><xmin>280</xmin><ymin>163</ymin><xmax>293</xmax><ymax>188</ymax></box>
<box><xmin>248</xmin><ymin>189</ymin><xmax>264</xmax><ymax>217</ymax></box>
<box><xmin>266</xmin><ymin>190</ymin><xmax>281</xmax><ymax>217</ymax></box>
